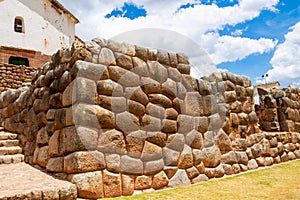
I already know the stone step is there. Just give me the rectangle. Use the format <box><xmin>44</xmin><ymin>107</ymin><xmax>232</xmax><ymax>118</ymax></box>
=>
<box><xmin>0</xmin><ymin>154</ymin><xmax>24</xmax><ymax>164</ymax></box>
<box><xmin>0</xmin><ymin>140</ymin><xmax>19</xmax><ymax>147</ymax></box>
<box><xmin>0</xmin><ymin>146</ymin><xmax>22</xmax><ymax>155</ymax></box>
<box><xmin>0</xmin><ymin>132</ymin><xmax>18</xmax><ymax>140</ymax></box>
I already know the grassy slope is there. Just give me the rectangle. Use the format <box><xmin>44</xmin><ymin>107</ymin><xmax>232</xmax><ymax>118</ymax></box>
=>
<box><xmin>104</xmin><ymin>160</ymin><xmax>300</xmax><ymax>200</ymax></box>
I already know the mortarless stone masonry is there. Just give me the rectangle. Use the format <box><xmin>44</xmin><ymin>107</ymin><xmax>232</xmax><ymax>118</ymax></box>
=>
<box><xmin>0</xmin><ymin>38</ymin><xmax>300</xmax><ymax>199</ymax></box>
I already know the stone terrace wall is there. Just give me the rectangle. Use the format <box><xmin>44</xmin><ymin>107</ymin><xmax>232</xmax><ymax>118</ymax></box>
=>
<box><xmin>258</xmin><ymin>87</ymin><xmax>300</xmax><ymax>132</ymax></box>
<box><xmin>0</xmin><ymin>38</ymin><xmax>300</xmax><ymax>199</ymax></box>
<box><xmin>0</xmin><ymin>63</ymin><xmax>36</xmax><ymax>93</ymax></box>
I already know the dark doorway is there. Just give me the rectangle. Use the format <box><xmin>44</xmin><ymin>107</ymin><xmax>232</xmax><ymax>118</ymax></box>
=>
<box><xmin>9</xmin><ymin>56</ymin><xmax>29</xmax><ymax>66</ymax></box>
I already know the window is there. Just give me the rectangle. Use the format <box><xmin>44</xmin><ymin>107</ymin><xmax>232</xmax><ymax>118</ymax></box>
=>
<box><xmin>9</xmin><ymin>57</ymin><xmax>29</xmax><ymax>66</ymax></box>
<box><xmin>14</xmin><ymin>17</ymin><xmax>24</xmax><ymax>33</ymax></box>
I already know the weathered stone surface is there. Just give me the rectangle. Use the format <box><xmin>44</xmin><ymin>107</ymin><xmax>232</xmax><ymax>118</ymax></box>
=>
<box><xmin>46</xmin><ymin>157</ymin><xmax>63</xmax><ymax>172</ymax></box>
<box><xmin>186</xmin><ymin>166</ymin><xmax>200</xmax><ymax>179</ymax></box>
<box><xmin>132</xmin><ymin>57</ymin><xmax>149</xmax><ymax>77</ymax></box>
<box><xmin>232</xmin><ymin>164</ymin><xmax>241</xmax><ymax>174</ymax></box>
<box><xmin>97</xmin><ymin>79</ymin><xmax>123</xmax><ymax>96</ymax></box>
<box><xmin>221</xmin><ymin>151</ymin><xmax>238</xmax><ymax>164</ymax></box>
<box><xmin>215</xmin><ymin>165</ymin><xmax>225</xmax><ymax>178</ymax></box>
<box><xmin>163</xmin><ymin>147</ymin><xmax>180</xmax><ymax>166</ymax></box>
<box><xmin>177</xmin><ymin>115</ymin><xmax>194</xmax><ymax>133</ymax></box>
<box><xmin>97</xmin><ymin>129</ymin><xmax>126</xmax><ymax>154</ymax></box>
<box><xmin>144</xmin><ymin>159</ymin><xmax>164</xmax><ymax>175</ymax></box>
<box><xmin>184</xmin><ymin>92</ymin><xmax>203</xmax><ymax>116</ymax></box>
<box><xmin>125</xmin><ymin>87</ymin><xmax>149</xmax><ymax>106</ymax></box>
<box><xmin>166</xmin><ymin>108</ymin><xmax>179</xmax><ymax>120</ymax></box>
<box><xmin>216</xmin><ymin>129</ymin><xmax>232</xmax><ymax>153</ymax></box>
<box><xmin>104</xmin><ymin>154</ymin><xmax>121</xmax><ymax>173</ymax></box>
<box><xmin>256</xmin><ymin>157</ymin><xmax>266</xmax><ymax>166</ymax></box>
<box><xmin>135</xmin><ymin>175</ymin><xmax>152</xmax><ymax>190</ymax></box>
<box><xmin>146</xmin><ymin>103</ymin><xmax>166</xmax><ymax>120</ymax></box>
<box><xmin>222</xmin><ymin>164</ymin><xmax>234</xmax><ymax>175</ymax></box>
<box><xmin>141</xmin><ymin>141</ymin><xmax>162</xmax><ymax>161</ymax></box>
<box><xmin>205</xmin><ymin>168</ymin><xmax>215</xmax><ymax>178</ymax></box>
<box><xmin>115</xmin><ymin>52</ymin><xmax>133</xmax><ymax>70</ymax></box>
<box><xmin>98</xmin><ymin>47</ymin><xmax>116</xmax><ymax>66</ymax></box>
<box><xmin>185</xmin><ymin>130</ymin><xmax>203</xmax><ymax>149</ymax></box>
<box><xmin>116</xmin><ymin>112</ymin><xmax>139</xmax><ymax>133</ymax></box>
<box><xmin>128</xmin><ymin>100</ymin><xmax>146</xmax><ymax>118</ymax></box>
<box><xmin>103</xmin><ymin>170</ymin><xmax>122</xmax><ymax>198</ymax></box>
<box><xmin>166</xmin><ymin>134</ymin><xmax>185</xmax><ymax>152</ymax></box>
<box><xmin>125</xmin><ymin>130</ymin><xmax>146</xmax><ymax>158</ymax></box>
<box><xmin>121</xmin><ymin>155</ymin><xmax>143</xmax><ymax>175</ymax></box>
<box><xmin>108</xmin><ymin>66</ymin><xmax>140</xmax><ymax>87</ymax></box>
<box><xmin>36</xmin><ymin>146</ymin><xmax>49</xmax><ymax>168</ymax></box>
<box><xmin>202</xmin><ymin>145</ymin><xmax>221</xmax><ymax>167</ymax></box>
<box><xmin>64</xmin><ymin>151</ymin><xmax>106</xmax><ymax>173</ymax></box>
<box><xmin>73</xmin><ymin>104</ymin><xmax>115</xmax><ymax>129</ymax></box>
<box><xmin>149</xmin><ymin>94</ymin><xmax>172</xmax><ymax>108</ymax></box>
<box><xmin>236</xmin><ymin>152</ymin><xmax>249</xmax><ymax>165</ymax></box>
<box><xmin>162</xmin><ymin>119</ymin><xmax>178</xmax><ymax>133</ymax></box>
<box><xmin>146</xmin><ymin>132</ymin><xmax>167</xmax><ymax>147</ymax></box>
<box><xmin>169</xmin><ymin>169</ymin><xmax>191</xmax><ymax>187</ymax></box>
<box><xmin>152</xmin><ymin>171</ymin><xmax>169</xmax><ymax>190</ymax></box>
<box><xmin>141</xmin><ymin>115</ymin><xmax>162</xmax><ymax>132</ymax></box>
<box><xmin>68</xmin><ymin>171</ymin><xmax>104</xmax><ymax>199</ymax></box>
<box><xmin>247</xmin><ymin>159</ymin><xmax>258</xmax><ymax>170</ymax></box>
<box><xmin>147</xmin><ymin>61</ymin><xmax>168</xmax><ymax>83</ymax></box>
<box><xmin>178</xmin><ymin>145</ymin><xmax>194</xmax><ymax>169</ymax></box>
<box><xmin>72</xmin><ymin>77</ymin><xmax>97</xmax><ymax>104</ymax></box>
<box><xmin>122</xmin><ymin>174</ymin><xmax>135</xmax><ymax>196</ymax></box>
<box><xmin>192</xmin><ymin>174</ymin><xmax>209</xmax><ymax>184</ymax></box>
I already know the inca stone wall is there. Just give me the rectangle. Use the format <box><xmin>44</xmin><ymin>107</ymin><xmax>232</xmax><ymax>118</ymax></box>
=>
<box><xmin>0</xmin><ymin>63</ymin><xmax>35</xmax><ymax>93</ymax></box>
<box><xmin>257</xmin><ymin>87</ymin><xmax>300</xmax><ymax>132</ymax></box>
<box><xmin>0</xmin><ymin>38</ymin><xmax>300</xmax><ymax>199</ymax></box>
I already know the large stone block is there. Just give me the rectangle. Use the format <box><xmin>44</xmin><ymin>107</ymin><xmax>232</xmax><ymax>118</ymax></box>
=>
<box><xmin>147</xmin><ymin>61</ymin><xmax>168</xmax><ymax>83</ymax></box>
<box><xmin>144</xmin><ymin>159</ymin><xmax>164</xmax><ymax>175</ymax></box>
<box><xmin>201</xmin><ymin>145</ymin><xmax>221</xmax><ymax>167</ymax></box>
<box><xmin>169</xmin><ymin>169</ymin><xmax>191</xmax><ymax>187</ymax></box>
<box><xmin>146</xmin><ymin>103</ymin><xmax>166</xmax><ymax>119</ymax></box>
<box><xmin>116</xmin><ymin>112</ymin><xmax>140</xmax><ymax>133</ymax></box>
<box><xmin>162</xmin><ymin>119</ymin><xmax>177</xmax><ymax>133</ymax></box>
<box><xmin>122</xmin><ymin>174</ymin><xmax>135</xmax><ymax>196</ymax></box>
<box><xmin>184</xmin><ymin>92</ymin><xmax>203</xmax><ymax>116</ymax></box>
<box><xmin>103</xmin><ymin>170</ymin><xmax>122</xmax><ymax>198</ymax></box>
<box><xmin>46</xmin><ymin>157</ymin><xmax>63</xmax><ymax>172</ymax></box>
<box><xmin>64</xmin><ymin>151</ymin><xmax>106</xmax><ymax>173</ymax></box>
<box><xmin>98</xmin><ymin>47</ymin><xmax>116</xmax><ymax>66</ymax></box>
<box><xmin>97</xmin><ymin>79</ymin><xmax>123</xmax><ymax>96</ymax></box>
<box><xmin>125</xmin><ymin>130</ymin><xmax>146</xmax><ymax>158</ymax></box>
<box><xmin>178</xmin><ymin>145</ymin><xmax>194</xmax><ymax>169</ymax></box>
<box><xmin>121</xmin><ymin>155</ymin><xmax>143</xmax><ymax>175</ymax></box>
<box><xmin>72</xmin><ymin>61</ymin><xmax>109</xmax><ymax>81</ymax></box>
<box><xmin>135</xmin><ymin>175</ymin><xmax>152</xmax><ymax>190</ymax></box>
<box><xmin>97</xmin><ymin>129</ymin><xmax>126</xmax><ymax>154</ymax></box>
<box><xmin>185</xmin><ymin>130</ymin><xmax>203</xmax><ymax>149</ymax></box>
<box><xmin>166</xmin><ymin>134</ymin><xmax>185</xmax><ymax>152</ymax></box>
<box><xmin>72</xmin><ymin>77</ymin><xmax>97</xmax><ymax>105</ymax></box>
<box><xmin>152</xmin><ymin>171</ymin><xmax>169</xmax><ymax>190</ymax></box>
<box><xmin>163</xmin><ymin>147</ymin><xmax>180</xmax><ymax>166</ymax></box>
<box><xmin>125</xmin><ymin>87</ymin><xmax>149</xmax><ymax>106</ymax></box>
<box><xmin>115</xmin><ymin>52</ymin><xmax>133</xmax><ymax>70</ymax></box>
<box><xmin>177</xmin><ymin>114</ymin><xmax>194</xmax><ymax>134</ymax></box>
<box><xmin>141</xmin><ymin>141</ymin><xmax>162</xmax><ymax>161</ymax></box>
<box><xmin>105</xmin><ymin>154</ymin><xmax>121</xmax><ymax>173</ymax></box>
<box><xmin>68</xmin><ymin>171</ymin><xmax>104</xmax><ymax>199</ymax></box>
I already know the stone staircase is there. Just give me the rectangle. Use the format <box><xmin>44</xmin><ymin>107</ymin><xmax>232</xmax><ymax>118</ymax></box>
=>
<box><xmin>0</xmin><ymin>126</ymin><xmax>24</xmax><ymax>164</ymax></box>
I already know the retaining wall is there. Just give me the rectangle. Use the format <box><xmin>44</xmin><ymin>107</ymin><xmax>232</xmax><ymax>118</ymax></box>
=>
<box><xmin>257</xmin><ymin>87</ymin><xmax>300</xmax><ymax>132</ymax></box>
<box><xmin>0</xmin><ymin>63</ymin><xmax>36</xmax><ymax>93</ymax></box>
<box><xmin>0</xmin><ymin>38</ymin><xmax>300</xmax><ymax>199</ymax></box>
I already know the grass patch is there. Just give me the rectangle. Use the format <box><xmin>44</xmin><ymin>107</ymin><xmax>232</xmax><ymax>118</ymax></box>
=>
<box><xmin>103</xmin><ymin>160</ymin><xmax>300</xmax><ymax>200</ymax></box>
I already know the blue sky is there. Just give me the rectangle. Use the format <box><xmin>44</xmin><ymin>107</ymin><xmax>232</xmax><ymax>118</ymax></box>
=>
<box><xmin>60</xmin><ymin>0</ymin><xmax>300</xmax><ymax>87</ymax></box>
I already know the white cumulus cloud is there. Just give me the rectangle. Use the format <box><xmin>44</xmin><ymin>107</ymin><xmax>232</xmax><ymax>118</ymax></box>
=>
<box><xmin>59</xmin><ymin>0</ymin><xmax>279</xmax><ymax>68</ymax></box>
<box><xmin>267</xmin><ymin>21</ymin><xmax>300</xmax><ymax>86</ymax></box>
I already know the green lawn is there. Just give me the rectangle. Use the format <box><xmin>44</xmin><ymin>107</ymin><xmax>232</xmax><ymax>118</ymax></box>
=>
<box><xmin>104</xmin><ymin>160</ymin><xmax>300</xmax><ymax>200</ymax></box>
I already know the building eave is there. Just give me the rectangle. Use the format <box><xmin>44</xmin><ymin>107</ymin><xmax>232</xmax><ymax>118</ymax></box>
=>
<box><xmin>48</xmin><ymin>0</ymin><xmax>80</xmax><ymax>24</ymax></box>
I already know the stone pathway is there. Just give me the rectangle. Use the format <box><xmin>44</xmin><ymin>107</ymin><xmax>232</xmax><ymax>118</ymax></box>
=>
<box><xmin>0</xmin><ymin>163</ymin><xmax>77</xmax><ymax>199</ymax></box>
